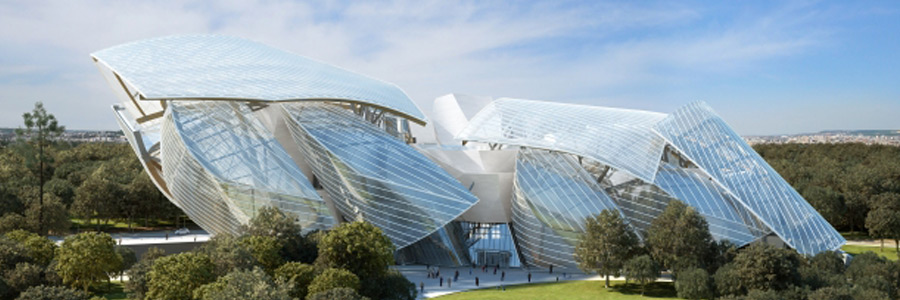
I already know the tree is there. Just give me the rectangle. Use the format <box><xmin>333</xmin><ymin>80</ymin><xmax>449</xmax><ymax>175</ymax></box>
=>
<box><xmin>713</xmin><ymin>263</ymin><xmax>744</xmax><ymax>297</ymax></box>
<box><xmin>14</xmin><ymin>285</ymin><xmax>88</xmax><ymax>300</ymax></box>
<box><xmin>4</xmin><ymin>230</ymin><xmax>57</xmax><ymax>267</ymax></box>
<box><xmin>317</xmin><ymin>222</ymin><xmax>394</xmax><ymax>280</ymax></box>
<box><xmin>308</xmin><ymin>288</ymin><xmax>370</xmax><ymax>300</ymax></box>
<box><xmin>4</xmin><ymin>262</ymin><xmax>45</xmax><ymax>295</ymax></box>
<box><xmin>193</xmin><ymin>267</ymin><xmax>291</xmax><ymax>300</ymax></box>
<box><xmin>358</xmin><ymin>270</ymin><xmax>416</xmax><ymax>300</ymax></box>
<box><xmin>243</xmin><ymin>206</ymin><xmax>318</xmax><ymax>263</ymax></box>
<box><xmin>0</xmin><ymin>237</ymin><xmax>31</xmax><ymax>274</ymax></box>
<box><xmin>15</xmin><ymin>102</ymin><xmax>65</xmax><ymax>236</ymax></box>
<box><xmin>23</xmin><ymin>194</ymin><xmax>69</xmax><ymax>236</ymax></box>
<box><xmin>574</xmin><ymin>210</ymin><xmax>639</xmax><ymax>288</ymax></box>
<box><xmin>114</xmin><ymin>246</ymin><xmax>136</xmax><ymax>281</ymax></box>
<box><xmin>646</xmin><ymin>201</ymin><xmax>714</xmax><ymax>274</ymax></box>
<box><xmin>71</xmin><ymin>168</ymin><xmax>121</xmax><ymax>228</ymax></box>
<box><xmin>865</xmin><ymin>193</ymin><xmax>900</xmax><ymax>252</ymax></box>
<box><xmin>197</xmin><ymin>233</ymin><xmax>256</xmax><ymax>277</ymax></box>
<box><xmin>0</xmin><ymin>214</ymin><xmax>28</xmax><ymax>234</ymax></box>
<box><xmin>307</xmin><ymin>268</ymin><xmax>360</xmax><ymax>299</ymax></box>
<box><xmin>729</xmin><ymin>243</ymin><xmax>802</xmax><ymax>292</ymax></box>
<box><xmin>624</xmin><ymin>255</ymin><xmax>660</xmax><ymax>295</ymax></box>
<box><xmin>56</xmin><ymin>232</ymin><xmax>123</xmax><ymax>292</ymax></box>
<box><xmin>124</xmin><ymin>247</ymin><xmax>165</xmax><ymax>300</ymax></box>
<box><xmin>146</xmin><ymin>252</ymin><xmax>215</xmax><ymax>300</ymax></box>
<box><xmin>240</xmin><ymin>235</ymin><xmax>284</xmax><ymax>274</ymax></box>
<box><xmin>274</xmin><ymin>262</ymin><xmax>317</xmax><ymax>299</ymax></box>
<box><xmin>676</xmin><ymin>267</ymin><xmax>713</xmax><ymax>300</ymax></box>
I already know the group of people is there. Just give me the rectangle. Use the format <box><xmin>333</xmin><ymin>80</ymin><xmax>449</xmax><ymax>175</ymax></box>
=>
<box><xmin>420</xmin><ymin>263</ymin><xmax>532</xmax><ymax>294</ymax></box>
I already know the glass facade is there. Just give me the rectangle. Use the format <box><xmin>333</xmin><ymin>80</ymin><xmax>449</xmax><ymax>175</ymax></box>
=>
<box><xmin>160</xmin><ymin>101</ymin><xmax>333</xmax><ymax>235</ymax></box>
<box><xmin>280</xmin><ymin>103</ymin><xmax>479</xmax><ymax>249</ymax></box>
<box><xmin>96</xmin><ymin>35</ymin><xmax>845</xmax><ymax>266</ymax></box>
<box><xmin>512</xmin><ymin>149</ymin><xmax>622</xmax><ymax>268</ymax></box>
<box><xmin>654</xmin><ymin>102</ymin><xmax>845</xmax><ymax>254</ymax></box>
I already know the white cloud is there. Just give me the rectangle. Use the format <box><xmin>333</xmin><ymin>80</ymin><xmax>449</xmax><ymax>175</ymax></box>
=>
<box><xmin>0</xmin><ymin>0</ymin><xmax>865</xmax><ymax>133</ymax></box>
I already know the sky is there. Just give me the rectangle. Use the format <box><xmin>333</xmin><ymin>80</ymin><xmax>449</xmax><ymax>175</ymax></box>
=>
<box><xmin>0</xmin><ymin>1</ymin><xmax>898</xmax><ymax>135</ymax></box>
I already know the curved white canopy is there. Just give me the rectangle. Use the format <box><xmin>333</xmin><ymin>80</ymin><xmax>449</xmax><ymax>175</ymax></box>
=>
<box><xmin>91</xmin><ymin>34</ymin><xmax>426</xmax><ymax>124</ymax></box>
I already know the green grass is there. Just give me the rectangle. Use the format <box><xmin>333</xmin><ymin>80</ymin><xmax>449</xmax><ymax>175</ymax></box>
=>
<box><xmin>840</xmin><ymin>231</ymin><xmax>872</xmax><ymax>240</ymax></box>
<box><xmin>842</xmin><ymin>244</ymin><xmax>900</xmax><ymax>261</ymax></box>
<box><xmin>92</xmin><ymin>280</ymin><xmax>127</xmax><ymax>300</ymax></box>
<box><xmin>435</xmin><ymin>280</ymin><xmax>678</xmax><ymax>300</ymax></box>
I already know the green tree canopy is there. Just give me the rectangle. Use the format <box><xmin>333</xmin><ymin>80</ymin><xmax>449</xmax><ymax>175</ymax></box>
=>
<box><xmin>646</xmin><ymin>200</ymin><xmax>714</xmax><ymax>274</ymax></box>
<box><xmin>15</xmin><ymin>102</ymin><xmax>65</xmax><ymax>236</ymax></box>
<box><xmin>243</xmin><ymin>206</ymin><xmax>317</xmax><ymax>263</ymax></box>
<box><xmin>574</xmin><ymin>209</ymin><xmax>639</xmax><ymax>288</ymax></box>
<box><xmin>624</xmin><ymin>255</ymin><xmax>660</xmax><ymax>296</ymax></box>
<box><xmin>56</xmin><ymin>232</ymin><xmax>122</xmax><ymax>292</ymax></box>
<box><xmin>146</xmin><ymin>252</ymin><xmax>215</xmax><ymax>300</ymax></box>
<box><xmin>274</xmin><ymin>262</ymin><xmax>317</xmax><ymax>299</ymax></box>
<box><xmin>307</xmin><ymin>268</ymin><xmax>360</xmax><ymax>299</ymax></box>
<box><xmin>14</xmin><ymin>285</ymin><xmax>88</xmax><ymax>300</ymax></box>
<box><xmin>316</xmin><ymin>221</ymin><xmax>394</xmax><ymax>280</ymax></box>
<box><xmin>675</xmin><ymin>267</ymin><xmax>713</xmax><ymax>300</ymax></box>
<box><xmin>240</xmin><ymin>235</ymin><xmax>285</xmax><ymax>274</ymax></box>
<box><xmin>193</xmin><ymin>267</ymin><xmax>292</xmax><ymax>300</ymax></box>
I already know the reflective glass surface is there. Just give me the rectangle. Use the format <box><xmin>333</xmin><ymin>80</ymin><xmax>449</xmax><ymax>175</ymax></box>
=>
<box><xmin>160</xmin><ymin>101</ymin><xmax>333</xmax><ymax>235</ymax></box>
<box><xmin>92</xmin><ymin>35</ymin><xmax>426</xmax><ymax>122</ymax></box>
<box><xmin>281</xmin><ymin>103</ymin><xmax>479</xmax><ymax>249</ymax></box>
<box><xmin>512</xmin><ymin>148</ymin><xmax>621</xmax><ymax>268</ymax></box>
<box><xmin>457</xmin><ymin>98</ymin><xmax>668</xmax><ymax>182</ymax></box>
<box><xmin>654</xmin><ymin>102</ymin><xmax>845</xmax><ymax>254</ymax></box>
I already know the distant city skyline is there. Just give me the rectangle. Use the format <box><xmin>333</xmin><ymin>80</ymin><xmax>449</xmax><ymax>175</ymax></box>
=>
<box><xmin>1</xmin><ymin>1</ymin><xmax>899</xmax><ymax>135</ymax></box>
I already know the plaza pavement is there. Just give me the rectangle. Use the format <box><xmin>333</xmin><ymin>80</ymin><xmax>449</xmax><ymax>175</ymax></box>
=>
<box><xmin>395</xmin><ymin>265</ymin><xmax>672</xmax><ymax>299</ymax></box>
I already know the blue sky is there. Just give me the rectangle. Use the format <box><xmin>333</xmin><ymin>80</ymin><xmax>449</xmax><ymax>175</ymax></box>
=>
<box><xmin>0</xmin><ymin>1</ymin><xmax>898</xmax><ymax>135</ymax></box>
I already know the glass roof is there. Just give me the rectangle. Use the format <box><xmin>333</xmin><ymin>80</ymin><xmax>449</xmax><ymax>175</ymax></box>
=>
<box><xmin>456</xmin><ymin>98</ymin><xmax>668</xmax><ymax>182</ymax></box>
<box><xmin>91</xmin><ymin>34</ymin><xmax>426</xmax><ymax>123</ymax></box>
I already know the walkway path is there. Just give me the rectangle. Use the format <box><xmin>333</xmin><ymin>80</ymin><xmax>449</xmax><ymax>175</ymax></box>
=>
<box><xmin>396</xmin><ymin>265</ymin><xmax>672</xmax><ymax>299</ymax></box>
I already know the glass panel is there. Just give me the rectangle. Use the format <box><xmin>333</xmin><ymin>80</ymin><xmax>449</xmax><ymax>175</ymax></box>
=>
<box><xmin>653</xmin><ymin>102</ymin><xmax>845</xmax><ymax>254</ymax></box>
<box><xmin>281</xmin><ymin>103</ymin><xmax>478</xmax><ymax>249</ymax></box>
<box><xmin>161</xmin><ymin>101</ymin><xmax>333</xmax><ymax>235</ymax></box>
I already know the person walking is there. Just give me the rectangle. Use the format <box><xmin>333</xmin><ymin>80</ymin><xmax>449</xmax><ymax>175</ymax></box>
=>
<box><xmin>455</xmin><ymin>270</ymin><xmax>459</xmax><ymax>282</ymax></box>
<box><xmin>440</xmin><ymin>276</ymin><xmax>443</xmax><ymax>287</ymax></box>
<box><xmin>528</xmin><ymin>272</ymin><xmax>532</xmax><ymax>283</ymax></box>
<box><xmin>476</xmin><ymin>277</ymin><xmax>479</xmax><ymax>287</ymax></box>
<box><xmin>420</xmin><ymin>282</ymin><xmax>424</xmax><ymax>294</ymax></box>
<box><xmin>549</xmin><ymin>264</ymin><xmax>553</xmax><ymax>274</ymax></box>
<box><xmin>501</xmin><ymin>271</ymin><xmax>505</xmax><ymax>281</ymax></box>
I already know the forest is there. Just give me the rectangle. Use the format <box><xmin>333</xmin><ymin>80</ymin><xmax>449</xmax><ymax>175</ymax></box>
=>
<box><xmin>755</xmin><ymin>143</ymin><xmax>900</xmax><ymax>239</ymax></box>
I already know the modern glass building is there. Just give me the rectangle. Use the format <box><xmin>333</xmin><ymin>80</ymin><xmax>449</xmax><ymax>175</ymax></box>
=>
<box><xmin>93</xmin><ymin>35</ymin><xmax>844</xmax><ymax>269</ymax></box>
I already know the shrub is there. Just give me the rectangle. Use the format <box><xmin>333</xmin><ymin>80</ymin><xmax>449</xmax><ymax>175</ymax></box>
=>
<box><xmin>676</xmin><ymin>267</ymin><xmax>713</xmax><ymax>299</ymax></box>
<box><xmin>146</xmin><ymin>252</ymin><xmax>215</xmax><ymax>300</ymax></box>
<box><xmin>317</xmin><ymin>222</ymin><xmax>394</xmax><ymax>280</ymax></box>
<box><xmin>713</xmin><ymin>263</ymin><xmax>743</xmax><ymax>297</ymax></box>
<box><xmin>274</xmin><ymin>262</ymin><xmax>317</xmax><ymax>299</ymax></box>
<box><xmin>729</xmin><ymin>243</ymin><xmax>802</xmax><ymax>292</ymax></box>
<box><xmin>307</xmin><ymin>287</ymin><xmax>369</xmax><ymax>300</ymax></box>
<box><xmin>14</xmin><ymin>285</ymin><xmax>88</xmax><ymax>300</ymax></box>
<box><xmin>240</xmin><ymin>235</ymin><xmax>284</xmax><ymax>274</ymax></box>
<box><xmin>307</xmin><ymin>268</ymin><xmax>360</xmax><ymax>299</ymax></box>
<box><xmin>4</xmin><ymin>262</ymin><xmax>45</xmax><ymax>294</ymax></box>
<box><xmin>624</xmin><ymin>255</ymin><xmax>660</xmax><ymax>295</ymax></box>
<box><xmin>193</xmin><ymin>268</ymin><xmax>291</xmax><ymax>300</ymax></box>
<box><xmin>359</xmin><ymin>269</ymin><xmax>416</xmax><ymax>300</ymax></box>
<box><xmin>56</xmin><ymin>232</ymin><xmax>122</xmax><ymax>292</ymax></box>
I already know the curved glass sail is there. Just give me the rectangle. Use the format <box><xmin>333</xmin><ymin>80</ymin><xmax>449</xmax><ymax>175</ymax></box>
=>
<box><xmin>280</xmin><ymin>103</ymin><xmax>478</xmax><ymax>249</ymax></box>
<box><xmin>160</xmin><ymin>101</ymin><xmax>333</xmax><ymax>235</ymax></box>
<box><xmin>457</xmin><ymin>98</ymin><xmax>668</xmax><ymax>182</ymax></box>
<box><xmin>512</xmin><ymin>148</ymin><xmax>622</xmax><ymax>268</ymax></box>
<box><xmin>91</xmin><ymin>34</ymin><xmax>426</xmax><ymax>123</ymax></box>
<box><xmin>653</xmin><ymin>102</ymin><xmax>845</xmax><ymax>254</ymax></box>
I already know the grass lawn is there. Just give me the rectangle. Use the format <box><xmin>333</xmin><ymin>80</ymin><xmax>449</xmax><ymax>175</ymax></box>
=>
<box><xmin>92</xmin><ymin>280</ymin><xmax>127</xmax><ymax>300</ymax></box>
<box><xmin>435</xmin><ymin>280</ymin><xmax>678</xmax><ymax>300</ymax></box>
<box><xmin>842</xmin><ymin>244</ymin><xmax>899</xmax><ymax>261</ymax></box>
